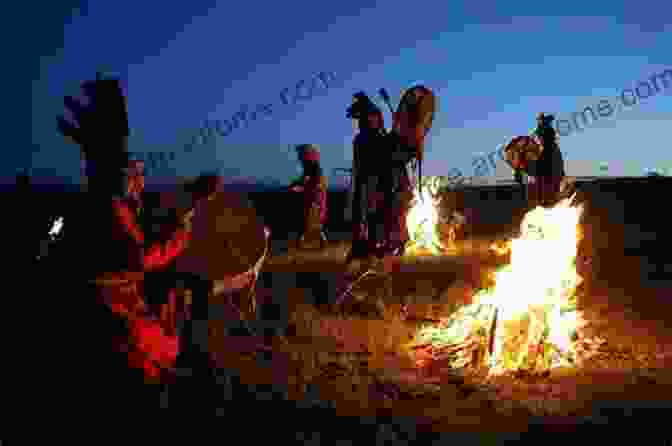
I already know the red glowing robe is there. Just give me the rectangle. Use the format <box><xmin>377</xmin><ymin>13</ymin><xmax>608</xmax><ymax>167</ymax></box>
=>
<box><xmin>106</xmin><ymin>197</ymin><xmax>192</xmax><ymax>379</ymax></box>
<box><xmin>290</xmin><ymin>175</ymin><xmax>328</xmax><ymax>228</ymax></box>
<box><xmin>111</xmin><ymin>198</ymin><xmax>191</xmax><ymax>271</ymax></box>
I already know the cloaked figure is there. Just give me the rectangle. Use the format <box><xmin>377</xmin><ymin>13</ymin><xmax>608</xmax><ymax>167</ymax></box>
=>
<box><xmin>374</xmin><ymin>85</ymin><xmax>436</xmax><ymax>257</ymax></box>
<box><xmin>289</xmin><ymin>144</ymin><xmax>328</xmax><ymax>249</ymax></box>
<box><xmin>346</xmin><ymin>92</ymin><xmax>388</xmax><ymax>261</ymax></box>
<box><xmin>55</xmin><ymin>73</ymin><xmax>253</xmax><ymax>396</ymax></box>
<box><xmin>82</xmin><ymin>157</ymin><xmax>249</xmax><ymax>382</ymax></box>
<box><xmin>528</xmin><ymin>112</ymin><xmax>565</xmax><ymax>207</ymax></box>
<box><xmin>88</xmin><ymin>158</ymin><xmax>193</xmax><ymax>380</ymax></box>
<box><xmin>380</xmin><ymin>86</ymin><xmax>435</xmax><ymax>256</ymax></box>
<box><xmin>55</xmin><ymin>74</ymin><xmax>183</xmax><ymax>389</ymax></box>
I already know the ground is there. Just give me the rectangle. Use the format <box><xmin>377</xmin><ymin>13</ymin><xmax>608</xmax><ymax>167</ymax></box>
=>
<box><xmin>28</xmin><ymin>181</ymin><xmax>672</xmax><ymax>437</ymax></box>
<box><xmin>205</xmin><ymin>234</ymin><xmax>672</xmax><ymax>436</ymax></box>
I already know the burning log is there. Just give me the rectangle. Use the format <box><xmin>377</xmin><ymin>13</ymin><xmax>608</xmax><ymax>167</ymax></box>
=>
<box><xmin>410</xmin><ymin>194</ymin><xmax>584</xmax><ymax>375</ymax></box>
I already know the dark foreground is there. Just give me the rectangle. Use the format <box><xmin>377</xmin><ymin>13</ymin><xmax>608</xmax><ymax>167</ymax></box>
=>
<box><xmin>17</xmin><ymin>177</ymin><xmax>672</xmax><ymax>441</ymax></box>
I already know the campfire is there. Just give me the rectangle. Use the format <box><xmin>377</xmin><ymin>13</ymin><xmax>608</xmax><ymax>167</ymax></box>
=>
<box><xmin>405</xmin><ymin>177</ymin><xmax>445</xmax><ymax>255</ymax></box>
<box><xmin>410</xmin><ymin>194</ymin><xmax>584</xmax><ymax>375</ymax></box>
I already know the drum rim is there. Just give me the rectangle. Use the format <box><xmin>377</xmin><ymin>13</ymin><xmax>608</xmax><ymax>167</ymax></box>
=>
<box><xmin>397</xmin><ymin>86</ymin><xmax>436</xmax><ymax>141</ymax></box>
<box><xmin>175</xmin><ymin>192</ymin><xmax>267</xmax><ymax>277</ymax></box>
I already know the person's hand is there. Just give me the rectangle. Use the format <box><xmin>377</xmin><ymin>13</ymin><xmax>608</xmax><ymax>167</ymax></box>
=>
<box><xmin>57</xmin><ymin>72</ymin><xmax>129</xmax><ymax>165</ymax></box>
<box><xmin>407</xmin><ymin>159</ymin><xmax>416</xmax><ymax>174</ymax></box>
<box><xmin>230</xmin><ymin>270</ymin><xmax>255</xmax><ymax>290</ymax></box>
<box><xmin>180</xmin><ymin>208</ymin><xmax>195</xmax><ymax>232</ymax></box>
<box><xmin>212</xmin><ymin>270</ymin><xmax>256</xmax><ymax>295</ymax></box>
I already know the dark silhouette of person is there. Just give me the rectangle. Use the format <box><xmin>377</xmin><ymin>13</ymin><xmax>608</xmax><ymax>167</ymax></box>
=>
<box><xmin>52</xmin><ymin>73</ymin><xmax>197</xmax><ymax>415</ymax></box>
<box><xmin>528</xmin><ymin>113</ymin><xmax>565</xmax><ymax>207</ymax></box>
<box><xmin>347</xmin><ymin>91</ymin><xmax>388</xmax><ymax>261</ymax></box>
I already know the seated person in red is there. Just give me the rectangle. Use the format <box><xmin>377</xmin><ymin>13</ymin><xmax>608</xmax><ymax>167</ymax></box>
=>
<box><xmin>55</xmin><ymin>73</ymin><xmax>256</xmax><ymax>406</ymax></box>
<box><xmin>93</xmin><ymin>159</ymin><xmax>190</xmax><ymax>379</ymax></box>
<box><xmin>107</xmin><ymin>161</ymin><xmax>255</xmax><ymax>379</ymax></box>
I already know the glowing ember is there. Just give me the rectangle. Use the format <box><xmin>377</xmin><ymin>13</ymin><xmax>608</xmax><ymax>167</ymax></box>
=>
<box><xmin>411</xmin><ymin>194</ymin><xmax>584</xmax><ymax>375</ymax></box>
<box><xmin>405</xmin><ymin>177</ymin><xmax>444</xmax><ymax>255</ymax></box>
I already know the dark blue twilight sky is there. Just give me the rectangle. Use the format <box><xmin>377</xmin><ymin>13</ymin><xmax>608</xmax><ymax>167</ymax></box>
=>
<box><xmin>16</xmin><ymin>1</ymin><xmax>672</xmax><ymax>187</ymax></box>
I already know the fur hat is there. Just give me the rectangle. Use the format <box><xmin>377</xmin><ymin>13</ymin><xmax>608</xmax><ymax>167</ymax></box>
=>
<box><xmin>346</xmin><ymin>91</ymin><xmax>381</xmax><ymax>120</ymax></box>
<box><xmin>537</xmin><ymin>112</ymin><xmax>555</xmax><ymax>123</ymax></box>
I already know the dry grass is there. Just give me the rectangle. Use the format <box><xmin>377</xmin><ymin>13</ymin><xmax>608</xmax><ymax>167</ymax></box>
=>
<box><xmin>207</xmin><ymin>237</ymin><xmax>672</xmax><ymax>431</ymax></box>
<box><xmin>207</xmin><ymin>241</ymin><xmax>529</xmax><ymax>430</ymax></box>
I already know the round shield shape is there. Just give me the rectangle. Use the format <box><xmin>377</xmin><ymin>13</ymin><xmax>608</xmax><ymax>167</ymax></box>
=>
<box><xmin>394</xmin><ymin>85</ymin><xmax>437</xmax><ymax>161</ymax></box>
<box><xmin>168</xmin><ymin>187</ymin><xmax>267</xmax><ymax>280</ymax></box>
<box><xmin>502</xmin><ymin>135</ymin><xmax>544</xmax><ymax>174</ymax></box>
